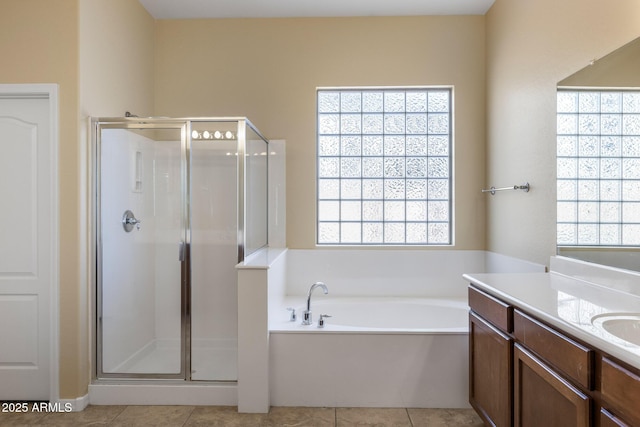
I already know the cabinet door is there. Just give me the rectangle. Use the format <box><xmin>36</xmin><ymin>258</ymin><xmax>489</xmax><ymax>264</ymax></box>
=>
<box><xmin>514</xmin><ymin>344</ymin><xmax>590</xmax><ymax>427</ymax></box>
<box><xmin>600</xmin><ymin>409</ymin><xmax>630</xmax><ymax>427</ymax></box>
<box><xmin>469</xmin><ymin>312</ymin><xmax>512</xmax><ymax>427</ymax></box>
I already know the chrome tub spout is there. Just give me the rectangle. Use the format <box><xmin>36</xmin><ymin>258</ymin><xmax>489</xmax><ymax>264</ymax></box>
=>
<box><xmin>302</xmin><ymin>282</ymin><xmax>328</xmax><ymax>325</ymax></box>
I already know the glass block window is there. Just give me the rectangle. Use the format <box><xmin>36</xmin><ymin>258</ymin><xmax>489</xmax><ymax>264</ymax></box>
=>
<box><xmin>317</xmin><ymin>87</ymin><xmax>452</xmax><ymax>245</ymax></box>
<box><xmin>557</xmin><ymin>89</ymin><xmax>640</xmax><ymax>246</ymax></box>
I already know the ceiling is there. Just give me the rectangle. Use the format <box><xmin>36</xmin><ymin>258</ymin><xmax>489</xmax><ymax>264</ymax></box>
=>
<box><xmin>138</xmin><ymin>0</ymin><xmax>496</xmax><ymax>19</ymax></box>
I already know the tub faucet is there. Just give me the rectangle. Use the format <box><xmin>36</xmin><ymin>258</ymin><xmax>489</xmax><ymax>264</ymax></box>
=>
<box><xmin>302</xmin><ymin>282</ymin><xmax>328</xmax><ymax>325</ymax></box>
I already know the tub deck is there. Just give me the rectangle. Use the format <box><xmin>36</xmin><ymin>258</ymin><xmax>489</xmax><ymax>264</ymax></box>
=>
<box><xmin>270</xmin><ymin>296</ymin><xmax>469</xmax><ymax>333</ymax></box>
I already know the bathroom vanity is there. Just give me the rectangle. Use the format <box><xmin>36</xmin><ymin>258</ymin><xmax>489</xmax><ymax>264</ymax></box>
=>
<box><xmin>465</xmin><ymin>266</ymin><xmax>640</xmax><ymax>427</ymax></box>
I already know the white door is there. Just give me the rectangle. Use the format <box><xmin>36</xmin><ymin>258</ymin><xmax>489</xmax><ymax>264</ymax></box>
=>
<box><xmin>0</xmin><ymin>88</ymin><xmax>57</xmax><ymax>400</ymax></box>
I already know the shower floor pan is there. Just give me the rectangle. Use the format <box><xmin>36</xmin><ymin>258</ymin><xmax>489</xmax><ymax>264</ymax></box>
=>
<box><xmin>107</xmin><ymin>339</ymin><xmax>237</xmax><ymax>381</ymax></box>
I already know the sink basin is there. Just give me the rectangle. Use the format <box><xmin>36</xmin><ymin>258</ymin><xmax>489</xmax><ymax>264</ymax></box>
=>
<box><xmin>592</xmin><ymin>313</ymin><xmax>640</xmax><ymax>346</ymax></box>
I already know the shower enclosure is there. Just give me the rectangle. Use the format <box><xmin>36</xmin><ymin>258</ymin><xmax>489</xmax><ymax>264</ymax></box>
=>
<box><xmin>92</xmin><ymin>117</ymin><xmax>268</xmax><ymax>381</ymax></box>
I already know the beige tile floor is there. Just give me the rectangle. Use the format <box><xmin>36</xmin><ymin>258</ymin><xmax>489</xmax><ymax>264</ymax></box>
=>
<box><xmin>0</xmin><ymin>405</ymin><xmax>484</xmax><ymax>426</ymax></box>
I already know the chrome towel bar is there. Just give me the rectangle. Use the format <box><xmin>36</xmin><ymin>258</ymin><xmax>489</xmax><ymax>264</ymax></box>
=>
<box><xmin>482</xmin><ymin>182</ymin><xmax>530</xmax><ymax>195</ymax></box>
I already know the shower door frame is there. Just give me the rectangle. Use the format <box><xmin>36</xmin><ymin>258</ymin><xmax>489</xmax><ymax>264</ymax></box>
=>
<box><xmin>92</xmin><ymin>117</ymin><xmax>267</xmax><ymax>382</ymax></box>
<box><xmin>93</xmin><ymin>119</ymin><xmax>191</xmax><ymax>380</ymax></box>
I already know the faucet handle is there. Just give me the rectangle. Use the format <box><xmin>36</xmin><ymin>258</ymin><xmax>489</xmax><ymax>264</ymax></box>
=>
<box><xmin>318</xmin><ymin>314</ymin><xmax>332</xmax><ymax>328</ymax></box>
<box><xmin>286</xmin><ymin>307</ymin><xmax>297</xmax><ymax>322</ymax></box>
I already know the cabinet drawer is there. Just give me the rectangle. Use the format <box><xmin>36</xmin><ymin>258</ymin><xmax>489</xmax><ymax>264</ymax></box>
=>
<box><xmin>468</xmin><ymin>285</ymin><xmax>512</xmax><ymax>333</ymax></box>
<box><xmin>601</xmin><ymin>357</ymin><xmax>640</xmax><ymax>427</ymax></box>
<box><xmin>514</xmin><ymin>309</ymin><xmax>593</xmax><ymax>389</ymax></box>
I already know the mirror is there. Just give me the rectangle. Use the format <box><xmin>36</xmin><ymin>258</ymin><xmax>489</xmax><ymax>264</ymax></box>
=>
<box><xmin>557</xmin><ymin>36</ymin><xmax>640</xmax><ymax>272</ymax></box>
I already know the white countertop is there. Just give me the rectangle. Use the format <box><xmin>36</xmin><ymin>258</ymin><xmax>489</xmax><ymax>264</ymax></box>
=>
<box><xmin>463</xmin><ymin>271</ymin><xmax>640</xmax><ymax>370</ymax></box>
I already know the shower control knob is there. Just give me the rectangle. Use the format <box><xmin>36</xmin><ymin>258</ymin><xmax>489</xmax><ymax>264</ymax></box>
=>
<box><xmin>122</xmin><ymin>210</ymin><xmax>142</xmax><ymax>232</ymax></box>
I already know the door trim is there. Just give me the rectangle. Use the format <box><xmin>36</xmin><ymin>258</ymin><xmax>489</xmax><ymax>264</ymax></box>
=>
<box><xmin>0</xmin><ymin>83</ymin><xmax>60</xmax><ymax>402</ymax></box>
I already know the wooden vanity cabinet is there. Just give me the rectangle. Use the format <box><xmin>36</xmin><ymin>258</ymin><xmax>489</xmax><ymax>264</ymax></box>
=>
<box><xmin>469</xmin><ymin>284</ymin><xmax>640</xmax><ymax>427</ymax></box>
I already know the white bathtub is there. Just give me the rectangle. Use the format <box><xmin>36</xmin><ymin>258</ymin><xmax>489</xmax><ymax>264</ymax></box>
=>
<box><xmin>236</xmin><ymin>249</ymin><xmax>546</xmax><ymax>411</ymax></box>
<box><xmin>269</xmin><ymin>296</ymin><xmax>471</xmax><ymax>408</ymax></box>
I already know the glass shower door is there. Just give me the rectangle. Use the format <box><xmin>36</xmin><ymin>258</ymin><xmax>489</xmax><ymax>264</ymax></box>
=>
<box><xmin>97</xmin><ymin>124</ymin><xmax>187</xmax><ymax>378</ymax></box>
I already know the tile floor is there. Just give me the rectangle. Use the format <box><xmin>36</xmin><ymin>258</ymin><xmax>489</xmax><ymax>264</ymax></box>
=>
<box><xmin>0</xmin><ymin>405</ymin><xmax>484</xmax><ymax>426</ymax></box>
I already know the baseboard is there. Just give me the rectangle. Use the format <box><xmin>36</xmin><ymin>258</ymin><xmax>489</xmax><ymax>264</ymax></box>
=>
<box><xmin>57</xmin><ymin>394</ymin><xmax>89</xmax><ymax>412</ymax></box>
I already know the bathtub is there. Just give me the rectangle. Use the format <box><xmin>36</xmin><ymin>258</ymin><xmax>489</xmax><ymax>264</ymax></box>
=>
<box><xmin>268</xmin><ymin>296</ymin><xmax>471</xmax><ymax>408</ymax></box>
<box><xmin>237</xmin><ymin>248</ymin><xmax>546</xmax><ymax>412</ymax></box>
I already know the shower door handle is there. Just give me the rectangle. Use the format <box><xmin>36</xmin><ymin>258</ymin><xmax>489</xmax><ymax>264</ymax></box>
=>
<box><xmin>179</xmin><ymin>241</ymin><xmax>186</xmax><ymax>261</ymax></box>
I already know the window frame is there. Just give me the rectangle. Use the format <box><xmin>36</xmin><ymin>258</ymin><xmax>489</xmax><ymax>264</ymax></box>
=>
<box><xmin>316</xmin><ymin>86</ymin><xmax>454</xmax><ymax>246</ymax></box>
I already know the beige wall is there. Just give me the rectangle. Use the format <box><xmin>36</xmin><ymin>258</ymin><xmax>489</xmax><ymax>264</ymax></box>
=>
<box><xmin>79</xmin><ymin>0</ymin><xmax>155</xmax><ymax>397</ymax></box>
<box><xmin>0</xmin><ymin>0</ymin><xmax>81</xmax><ymax>399</ymax></box>
<box><xmin>154</xmin><ymin>16</ymin><xmax>487</xmax><ymax>249</ymax></box>
<box><xmin>559</xmin><ymin>37</ymin><xmax>640</xmax><ymax>87</ymax></box>
<box><xmin>0</xmin><ymin>0</ymin><xmax>155</xmax><ymax>400</ymax></box>
<box><xmin>80</xmin><ymin>0</ymin><xmax>155</xmax><ymax>118</ymax></box>
<box><xmin>485</xmin><ymin>0</ymin><xmax>640</xmax><ymax>266</ymax></box>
